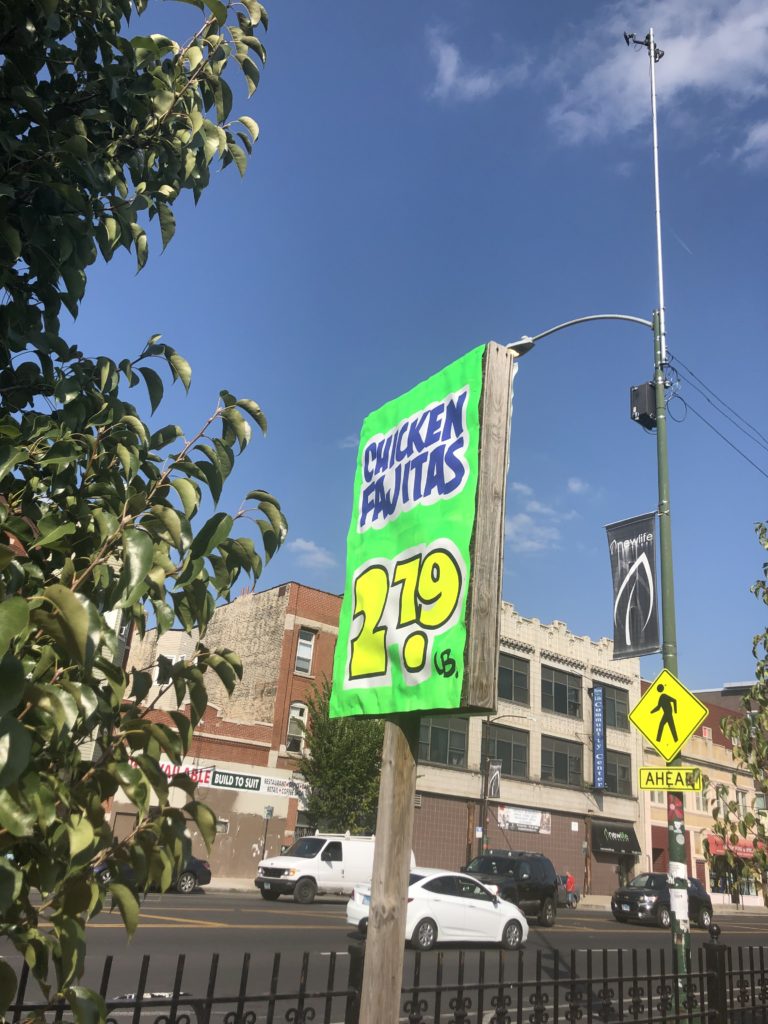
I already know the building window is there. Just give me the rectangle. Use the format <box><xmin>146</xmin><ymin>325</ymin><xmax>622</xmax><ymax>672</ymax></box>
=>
<box><xmin>419</xmin><ymin>717</ymin><xmax>468</xmax><ymax>768</ymax></box>
<box><xmin>295</xmin><ymin>629</ymin><xmax>315</xmax><ymax>674</ymax></box>
<box><xmin>650</xmin><ymin>789</ymin><xmax>665</xmax><ymax>805</ymax></box>
<box><xmin>755</xmin><ymin>793</ymin><xmax>767</xmax><ymax>815</ymax></box>
<box><xmin>286</xmin><ymin>701</ymin><xmax>308</xmax><ymax>753</ymax></box>
<box><xmin>541</xmin><ymin>665</ymin><xmax>582</xmax><ymax>719</ymax></box>
<box><xmin>498</xmin><ymin>654</ymin><xmax>529</xmax><ymax>705</ymax></box>
<box><xmin>605</xmin><ymin>749</ymin><xmax>632</xmax><ymax>796</ymax></box>
<box><xmin>541</xmin><ymin>735</ymin><xmax>583</xmax><ymax>788</ymax></box>
<box><xmin>482</xmin><ymin>724</ymin><xmax>529</xmax><ymax>780</ymax></box>
<box><xmin>736</xmin><ymin>790</ymin><xmax>748</xmax><ymax>815</ymax></box>
<box><xmin>602</xmin><ymin>685</ymin><xmax>629</xmax><ymax>731</ymax></box>
<box><xmin>691</xmin><ymin>790</ymin><xmax>706</xmax><ymax>813</ymax></box>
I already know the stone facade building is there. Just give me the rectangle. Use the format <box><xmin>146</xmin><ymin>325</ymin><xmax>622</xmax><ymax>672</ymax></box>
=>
<box><xmin>412</xmin><ymin>604</ymin><xmax>645</xmax><ymax>897</ymax></box>
<box><xmin>115</xmin><ymin>582</ymin><xmax>341</xmax><ymax>878</ymax></box>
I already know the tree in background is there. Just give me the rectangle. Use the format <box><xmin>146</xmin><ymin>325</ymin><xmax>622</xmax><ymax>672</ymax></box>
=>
<box><xmin>706</xmin><ymin>522</ymin><xmax>768</xmax><ymax>904</ymax></box>
<box><xmin>299</xmin><ymin>677</ymin><xmax>384</xmax><ymax>835</ymax></box>
<box><xmin>0</xmin><ymin>1</ymin><xmax>283</xmax><ymax>1017</ymax></box>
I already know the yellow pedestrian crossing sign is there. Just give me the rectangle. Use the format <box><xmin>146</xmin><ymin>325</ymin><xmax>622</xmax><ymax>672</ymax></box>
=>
<box><xmin>629</xmin><ymin>669</ymin><xmax>708</xmax><ymax>762</ymax></box>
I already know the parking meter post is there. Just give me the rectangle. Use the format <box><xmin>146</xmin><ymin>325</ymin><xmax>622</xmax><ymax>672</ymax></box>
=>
<box><xmin>359</xmin><ymin>715</ymin><xmax>419</xmax><ymax>1024</ymax></box>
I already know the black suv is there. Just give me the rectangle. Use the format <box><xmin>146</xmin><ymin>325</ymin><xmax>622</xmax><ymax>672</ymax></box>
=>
<box><xmin>461</xmin><ymin>850</ymin><xmax>559</xmax><ymax>926</ymax></box>
<box><xmin>611</xmin><ymin>873</ymin><xmax>713</xmax><ymax>929</ymax></box>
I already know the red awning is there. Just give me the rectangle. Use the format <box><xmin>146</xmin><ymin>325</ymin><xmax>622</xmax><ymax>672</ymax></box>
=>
<box><xmin>705</xmin><ymin>833</ymin><xmax>759</xmax><ymax>859</ymax></box>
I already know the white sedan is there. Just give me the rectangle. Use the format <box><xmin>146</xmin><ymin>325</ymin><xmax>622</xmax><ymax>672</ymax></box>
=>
<box><xmin>346</xmin><ymin>868</ymin><xmax>528</xmax><ymax>951</ymax></box>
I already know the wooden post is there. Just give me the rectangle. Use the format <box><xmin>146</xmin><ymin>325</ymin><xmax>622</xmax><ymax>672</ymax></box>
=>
<box><xmin>359</xmin><ymin>715</ymin><xmax>420</xmax><ymax>1024</ymax></box>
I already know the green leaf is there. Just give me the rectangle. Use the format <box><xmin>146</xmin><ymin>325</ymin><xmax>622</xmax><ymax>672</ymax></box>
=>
<box><xmin>0</xmin><ymin>789</ymin><xmax>34</xmax><ymax>836</ymax></box>
<box><xmin>0</xmin><ymin>716</ymin><xmax>32</xmax><ymax>788</ymax></box>
<box><xmin>0</xmin><ymin>655</ymin><xmax>27</xmax><ymax>715</ymax></box>
<box><xmin>0</xmin><ymin>856</ymin><xmax>23</xmax><ymax>914</ymax></box>
<box><xmin>171</xmin><ymin>478</ymin><xmax>200</xmax><ymax>519</ymax></box>
<box><xmin>0</xmin><ymin>222</ymin><xmax>22</xmax><ymax>260</ymax></box>
<box><xmin>65</xmin><ymin>988</ymin><xmax>106</xmax><ymax>1024</ymax></box>
<box><xmin>149</xmin><ymin>424</ymin><xmax>183</xmax><ymax>450</ymax></box>
<box><xmin>203</xmin><ymin>0</ymin><xmax>227</xmax><ymax>23</ymax></box>
<box><xmin>30</xmin><ymin>521</ymin><xmax>77</xmax><ymax>550</ymax></box>
<box><xmin>0</xmin><ymin>445</ymin><xmax>25</xmax><ymax>481</ymax></box>
<box><xmin>0</xmin><ymin>597</ymin><xmax>29</xmax><ymax>659</ymax></box>
<box><xmin>221</xmin><ymin>407</ymin><xmax>251</xmax><ymax>449</ymax></box>
<box><xmin>236</xmin><ymin>398</ymin><xmax>267</xmax><ymax>433</ymax></box>
<box><xmin>189</xmin><ymin>513</ymin><xmax>232</xmax><ymax>560</ymax></box>
<box><xmin>237</xmin><ymin>115</ymin><xmax>260</xmax><ymax>142</ymax></box>
<box><xmin>0</xmin><ymin>958</ymin><xmax>17</xmax><ymax>1020</ymax></box>
<box><xmin>118</xmin><ymin>529</ymin><xmax>154</xmax><ymax>608</ymax></box>
<box><xmin>40</xmin><ymin>584</ymin><xmax>100</xmax><ymax>667</ymax></box>
<box><xmin>227</xmin><ymin>143</ymin><xmax>248</xmax><ymax>178</ymax></box>
<box><xmin>185</xmin><ymin>800</ymin><xmax>217</xmax><ymax>851</ymax></box>
<box><xmin>168</xmin><ymin>352</ymin><xmax>192</xmax><ymax>392</ymax></box>
<box><xmin>238</xmin><ymin>55</ymin><xmax>261</xmax><ymax>97</ymax></box>
<box><xmin>67</xmin><ymin>815</ymin><xmax>96</xmax><ymax>857</ymax></box>
<box><xmin>107</xmin><ymin>883</ymin><xmax>140</xmax><ymax>936</ymax></box>
<box><xmin>157</xmin><ymin>203</ymin><xmax>176</xmax><ymax>251</ymax></box>
<box><xmin>138</xmin><ymin>366</ymin><xmax>164</xmax><ymax>412</ymax></box>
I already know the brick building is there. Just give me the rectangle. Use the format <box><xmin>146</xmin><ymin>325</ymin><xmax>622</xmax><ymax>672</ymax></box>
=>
<box><xmin>641</xmin><ymin>685</ymin><xmax>762</xmax><ymax>906</ymax></box>
<box><xmin>116</xmin><ymin>582</ymin><xmax>341</xmax><ymax>878</ymax></box>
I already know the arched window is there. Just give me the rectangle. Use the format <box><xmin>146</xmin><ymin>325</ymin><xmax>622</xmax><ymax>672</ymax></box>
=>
<box><xmin>286</xmin><ymin>701</ymin><xmax>308</xmax><ymax>753</ymax></box>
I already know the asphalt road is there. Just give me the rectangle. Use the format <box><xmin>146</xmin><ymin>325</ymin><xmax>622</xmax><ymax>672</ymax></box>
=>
<box><xmin>4</xmin><ymin>891</ymin><xmax>767</xmax><ymax>1002</ymax></box>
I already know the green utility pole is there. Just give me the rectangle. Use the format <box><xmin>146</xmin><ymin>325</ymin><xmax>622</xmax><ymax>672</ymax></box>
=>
<box><xmin>634</xmin><ymin>24</ymin><xmax>691</xmax><ymax>985</ymax></box>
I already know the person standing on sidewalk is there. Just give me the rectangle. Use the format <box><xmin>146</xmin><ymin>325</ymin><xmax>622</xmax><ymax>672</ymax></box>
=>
<box><xmin>565</xmin><ymin>870</ymin><xmax>576</xmax><ymax>908</ymax></box>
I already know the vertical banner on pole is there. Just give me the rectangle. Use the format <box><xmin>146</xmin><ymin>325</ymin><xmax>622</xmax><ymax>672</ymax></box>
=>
<box><xmin>331</xmin><ymin>343</ymin><xmax>515</xmax><ymax>718</ymax></box>
<box><xmin>606</xmin><ymin>512</ymin><xmax>661</xmax><ymax>659</ymax></box>
<box><xmin>591</xmin><ymin>684</ymin><xmax>606</xmax><ymax>790</ymax></box>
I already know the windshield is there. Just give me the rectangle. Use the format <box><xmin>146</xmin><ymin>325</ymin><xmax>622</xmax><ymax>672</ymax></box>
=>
<box><xmin>467</xmin><ymin>856</ymin><xmax>503</xmax><ymax>875</ymax></box>
<box><xmin>627</xmin><ymin>873</ymin><xmax>664</xmax><ymax>890</ymax></box>
<box><xmin>284</xmin><ymin>837</ymin><xmax>325</xmax><ymax>858</ymax></box>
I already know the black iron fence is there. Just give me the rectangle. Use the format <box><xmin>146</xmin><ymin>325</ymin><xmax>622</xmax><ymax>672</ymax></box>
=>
<box><xmin>6</xmin><ymin>936</ymin><xmax>768</xmax><ymax>1023</ymax></box>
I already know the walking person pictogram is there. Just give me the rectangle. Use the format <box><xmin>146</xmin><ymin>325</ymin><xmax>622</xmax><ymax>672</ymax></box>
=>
<box><xmin>650</xmin><ymin>683</ymin><xmax>677</xmax><ymax>743</ymax></box>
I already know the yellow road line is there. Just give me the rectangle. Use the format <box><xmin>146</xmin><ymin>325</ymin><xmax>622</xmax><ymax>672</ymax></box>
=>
<box><xmin>88</xmin><ymin>922</ymin><xmax>349</xmax><ymax>931</ymax></box>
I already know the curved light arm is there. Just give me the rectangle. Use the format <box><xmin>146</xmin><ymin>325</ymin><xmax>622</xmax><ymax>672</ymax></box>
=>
<box><xmin>506</xmin><ymin>313</ymin><xmax>653</xmax><ymax>355</ymax></box>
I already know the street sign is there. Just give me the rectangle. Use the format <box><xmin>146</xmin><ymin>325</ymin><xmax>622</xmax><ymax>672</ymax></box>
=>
<box><xmin>629</xmin><ymin>668</ymin><xmax>708</xmax><ymax>762</ymax></box>
<box><xmin>638</xmin><ymin>766</ymin><xmax>703</xmax><ymax>791</ymax></box>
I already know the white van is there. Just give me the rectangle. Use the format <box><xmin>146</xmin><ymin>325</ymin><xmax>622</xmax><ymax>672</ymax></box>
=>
<box><xmin>256</xmin><ymin>832</ymin><xmax>412</xmax><ymax>904</ymax></box>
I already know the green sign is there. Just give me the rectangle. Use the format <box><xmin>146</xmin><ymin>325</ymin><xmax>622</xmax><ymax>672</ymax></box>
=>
<box><xmin>331</xmin><ymin>345</ymin><xmax>486</xmax><ymax>717</ymax></box>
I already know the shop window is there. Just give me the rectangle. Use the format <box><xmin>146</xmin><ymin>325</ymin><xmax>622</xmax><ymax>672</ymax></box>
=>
<box><xmin>295</xmin><ymin>629</ymin><xmax>315</xmax><ymax>674</ymax></box>
<box><xmin>541</xmin><ymin>735</ymin><xmax>582</xmax><ymax>788</ymax></box>
<box><xmin>482</xmin><ymin>723</ymin><xmax>529</xmax><ymax>780</ymax></box>
<box><xmin>419</xmin><ymin>717</ymin><xmax>468</xmax><ymax>768</ymax></box>
<box><xmin>498</xmin><ymin>654</ymin><xmax>529</xmax><ymax>705</ymax></box>
<box><xmin>541</xmin><ymin>665</ymin><xmax>582</xmax><ymax>719</ymax></box>
<box><xmin>286</xmin><ymin>701</ymin><xmax>308</xmax><ymax>753</ymax></box>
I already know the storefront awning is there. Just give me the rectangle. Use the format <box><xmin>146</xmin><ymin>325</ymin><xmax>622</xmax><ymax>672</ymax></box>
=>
<box><xmin>592</xmin><ymin>821</ymin><xmax>641</xmax><ymax>855</ymax></box>
<box><xmin>705</xmin><ymin>833</ymin><xmax>758</xmax><ymax>859</ymax></box>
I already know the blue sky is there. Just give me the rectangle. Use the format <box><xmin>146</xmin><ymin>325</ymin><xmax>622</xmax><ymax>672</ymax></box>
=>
<box><xmin>76</xmin><ymin>0</ymin><xmax>767</xmax><ymax>690</ymax></box>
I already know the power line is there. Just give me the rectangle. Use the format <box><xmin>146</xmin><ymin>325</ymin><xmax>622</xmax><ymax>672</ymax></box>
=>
<box><xmin>678</xmin><ymin>397</ymin><xmax>768</xmax><ymax>482</ymax></box>
<box><xmin>669</xmin><ymin>353</ymin><xmax>768</xmax><ymax>448</ymax></box>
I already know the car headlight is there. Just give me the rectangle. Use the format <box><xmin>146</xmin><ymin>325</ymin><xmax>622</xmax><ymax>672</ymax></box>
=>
<box><xmin>284</xmin><ymin>868</ymin><xmax>299</xmax><ymax>877</ymax></box>
<box><xmin>639</xmin><ymin>896</ymin><xmax>656</xmax><ymax>906</ymax></box>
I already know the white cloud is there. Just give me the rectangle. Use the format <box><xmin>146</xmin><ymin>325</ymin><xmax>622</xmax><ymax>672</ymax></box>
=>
<box><xmin>506</xmin><ymin>513</ymin><xmax>561</xmax><ymax>553</ymax></box>
<box><xmin>510</xmin><ymin>481</ymin><xmax>533</xmax><ymax>497</ymax></box>
<box><xmin>547</xmin><ymin>0</ymin><xmax>768</xmax><ymax>164</ymax></box>
<box><xmin>286</xmin><ymin>538</ymin><xmax>336</xmax><ymax>570</ymax></box>
<box><xmin>338</xmin><ymin>435</ymin><xmax>359</xmax><ymax>450</ymax></box>
<box><xmin>567</xmin><ymin>477</ymin><xmax>589</xmax><ymax>495</ymax></box>
<box><xmin>427</xmin><ymin>28</ymin><xmax>528</xmax><ymax>102</ymax></box>
<box><xmin>525</xmin><ymin>499</ymin><xmax>557</xmax><ymax>516</ymax></box>
<box><xmin>734</xmin><ymin>119</ymin><xmax>768</xmax><ymax>168</ymax></box>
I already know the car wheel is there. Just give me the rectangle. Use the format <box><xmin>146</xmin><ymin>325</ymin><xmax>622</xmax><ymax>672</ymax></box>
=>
<box><xmin>537</xmin><ymin>897</ymin><xmax>556</xmax><ymax>927</ymax></box>
<box><xmin>411</xmin><ymin>918</ymin><xmax>437</xmax><ymax>951</ymax></box>
<box><xmin>699</xmin><ymin>907</ymin><xmax>712</xmax><ymax>929</ymax></box>
<box><xmin>176</xmin><ymin>871</ymin><xmax>197</xmax><ymax>894</ymax></box>
<box><xmin>261</xmin><ymin>890</ymin><xmax>280</xmax><ymax>901</ymax></box>
<box><xmin>501</xmin><ymin>920</ymin><xmax>523</xmax><ymax>950</ymax></box>
<box><xmin>657</xmin><ymin>906</ymin><xmax>671</xmax><ymax>929</ymax></box>
<box><xmin>612</xmin><ymin>912</ymin><xmax>627</xmax><ymax>923</ymax></box>
<box><xmin>293</xmin><ymin>878</ymin><xmax>317</xmax><ymax>904</ymax></box>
